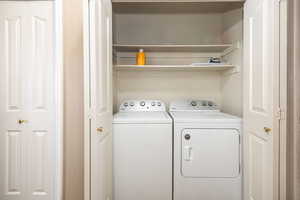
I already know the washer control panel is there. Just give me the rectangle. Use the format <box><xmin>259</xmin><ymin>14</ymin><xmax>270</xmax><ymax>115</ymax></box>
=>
<box><xmin>169</xmin><ymin>100</ymin><xmax>219</xmax><ymax>111</ymax></box>
<box><xmin>119</xmin><ymin>100</ymin><xmax>166</xmax><ymax>112</ymax></box>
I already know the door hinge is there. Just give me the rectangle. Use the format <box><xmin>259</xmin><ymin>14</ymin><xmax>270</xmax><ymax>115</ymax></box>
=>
<box><xmin>276</xmin><ymin>108</ymin><xmax>285</xmax><ymax>120</ymax></box>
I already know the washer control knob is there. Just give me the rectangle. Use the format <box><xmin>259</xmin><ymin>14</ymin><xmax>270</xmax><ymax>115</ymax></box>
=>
<box><xmin>140</xmin><ymin>101</ymin><xmax>146</xmax><ymax>106</ymax></box>
<box><xmin>124</xmin><ymin>102</ymin><xmax>128</xmax><ymax>107</ymax></box>
<box><xmin>130</xmin><ymin>102</ymin><xmax>134</xmax><ymax>107</ymax></box>
<box><xmin>191</xmin><ymin>101</ymin><xmax>197</xmax><ymax>106</ymax></box>
<box><xmin>157</xmin><ymin>102</ymin><xmax>161</xmax><ymax>106</ymax></box>
<box><xmin>151</xmin><ymin>102</ymin><xmax>156</xmax><ymax>106</ymax></box>
<box><xmin>208</xmin><ymin>101</ymin><xmax>213</xmax><ymax>107</ymax></box>
<box><xmin>185</xmin><ymin>134</ymin><xmax>191</xmax><ymax>140</ymax></box>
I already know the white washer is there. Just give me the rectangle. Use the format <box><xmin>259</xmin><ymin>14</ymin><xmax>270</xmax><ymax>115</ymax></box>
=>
<box><xmin>169</xmin><ymin>100</ymin><xmax>242</xmax><ymax>200</ymax></box>
<box><xmin>113</xmin><ymin>100</ymin><xmax>172</xmax><ymax>200</ymax></box>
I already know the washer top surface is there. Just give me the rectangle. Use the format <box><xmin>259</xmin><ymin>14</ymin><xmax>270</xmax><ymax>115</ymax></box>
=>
<box><xmin>169</xmin><ymin>100</ymin><xmax>241</xmax><ymax>123</ymax></box>
<box><xmin>113</xmin><ymin>100</ymin><xmax>172</xmax><ymax>124</ymax></box>
<box><xmin>113</xmin><ymin>111</ymin><xmax>171</xmax><ymax>124</ymax></box>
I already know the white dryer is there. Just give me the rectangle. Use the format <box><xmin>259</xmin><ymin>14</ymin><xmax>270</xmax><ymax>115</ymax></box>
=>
<box><xmin>169</xmin><ymin>100</ymin><xmax>242</xmax><ymax>200</ymax></box>
<box><xmin>113</xmin><ymin>100</ymin><xmax>172</xmax><ymax>200</ymax></box>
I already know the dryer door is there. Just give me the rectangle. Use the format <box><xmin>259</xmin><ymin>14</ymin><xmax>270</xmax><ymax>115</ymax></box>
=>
<box><xmin>181</xmin><ymin>129</ymin><xmax>240</xmax><ymax>178</ymax></box>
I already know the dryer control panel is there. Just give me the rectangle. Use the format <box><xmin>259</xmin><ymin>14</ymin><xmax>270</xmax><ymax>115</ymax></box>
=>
<box><xmin>169</xmin><ymin>100</ymin><xmax>219</xmax><ymax>112</ymax></box>
<box><xmin>119</xmin><ymin>100</ymin><xmax>167</xmax><ymax>112</ymax></box>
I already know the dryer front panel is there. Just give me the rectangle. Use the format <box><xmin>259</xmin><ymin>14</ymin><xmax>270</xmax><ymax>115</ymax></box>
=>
<box><xmin>181</xmin><ymin>129</ymin><xmax>240</xmax><ymax>178</ymax></box>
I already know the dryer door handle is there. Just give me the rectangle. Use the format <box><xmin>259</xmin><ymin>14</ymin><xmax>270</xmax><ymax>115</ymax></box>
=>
<box><xmin>184</xmin><ymin>146</ymin><xmax>193</xmax><ymax>161</ymax></box>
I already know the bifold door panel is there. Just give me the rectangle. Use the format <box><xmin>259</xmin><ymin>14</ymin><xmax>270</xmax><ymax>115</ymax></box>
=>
<box><xmin>243</xmin><ymin>0</ymin><xmax>278</xmax><ymax>199</ymax></box>
<box><xmin>88</xmin><ymin>0</ymin><xmax>113</xmax><ymax>200</ymax></box>
<box><xmin>0</xmin><ymin>2</ymin><xmax>56</xmax><ymax>200</ymax></box>
<box><xmin>181</xmin><ymin>129</ymin><xmax>240</xmax><ymax>178</ymax></box>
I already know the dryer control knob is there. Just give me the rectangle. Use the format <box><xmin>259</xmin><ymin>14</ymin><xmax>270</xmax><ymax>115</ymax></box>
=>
<box><xmin>191</xmin><ymin>101</ymin><xmax>197</xmax><ymax>106</ymax></box>
<box><xmin>124</xmin><ymin>102</ymin><xmax>128</xmax><ymax>107</ymax></box>
<box><xmin>151</xmin><ymin>102</ymin><xmax>156</xmax><ymax>106</ymax></box>
<box><xmin>140</xmin><ymin>101</ymin><xmax>146</xmax><ymax>106</ymax></box>
<box><xmin>185</xmin><ymin>134</ymin><xmax>191</xmax><ymax>140</ymax></box>
<box><xmin>130</xmin><ymin>102</ymin><xmax>134</xmax><ymax>107</ymax></box>
<box><xmin>157</xmin><ymin>102</ymin><xmax>161</xmax><ymax>106</ymax></box>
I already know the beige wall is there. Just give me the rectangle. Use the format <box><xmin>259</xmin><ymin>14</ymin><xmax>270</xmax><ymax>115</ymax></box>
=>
<box><xmin>63</xmin><ymin>0</ymin><xmax>84</xmax><ymax>200</ymax></box>
<box><xmin>287</xmin><ymin>0</ymin><xmax>300</xmax><ymax>199</ymax></box>
<box><xmin>220</xmin><ymin>8</ymin><xmax>243</xmax><ymax>117</ymax></box>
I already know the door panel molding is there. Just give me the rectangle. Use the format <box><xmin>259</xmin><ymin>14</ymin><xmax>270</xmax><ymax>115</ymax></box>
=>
<box><xmin>6</xmin><ymin>130</ymin><xmax>22</xmax><ymax>195</ymax></box>
<box><xmin>5</xmin><ymin>17</ymin><xmax>22</xmax><ymax>111</ymax></box>
<box><xmin>32</xmin><ymin>16</ymin><xmax>48</xmax><ymax>111</ymax></box>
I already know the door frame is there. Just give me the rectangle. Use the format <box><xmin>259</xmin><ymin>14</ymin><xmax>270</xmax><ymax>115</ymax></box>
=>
<box><xmin>277</xmin><ymin>0</ymin><xmax>288</xmax><ymax>200</ymax></box>
<box><xmin>81</xmin><ymin>0</ymin><xmax>289</xmax><ymax>200</ymax></box>
<box><xmin>273</xmin><ymin>0</ymin><xmax>288</xmax><ymax>199</ymax></box>
<box><xmin>54</xmin><ymin>0</ymin><xmax>64</xmax><ymax>200</ymax></box>
<box><xmin>83</xmin><ymin>0</ymin><xmax>91</xmax><ymax>200</ymax></box>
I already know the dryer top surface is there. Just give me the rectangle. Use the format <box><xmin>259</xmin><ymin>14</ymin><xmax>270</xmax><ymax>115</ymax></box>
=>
<box><xmin>169</xmin><ymin>111</ymin><xmax>241</xmax><ymax>123</ymax></box>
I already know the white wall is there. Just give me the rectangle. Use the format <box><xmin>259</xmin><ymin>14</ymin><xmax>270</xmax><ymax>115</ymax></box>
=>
<box><xmin>220</xmin><ymin>8</ymin><xmax>243</xmax><ymax>116</ymax></box>
<box><xmin>113</xmin><ymin>4</ymin><xmax>225</xmax><ymax>45</ymax></box>
<box><xmin>115</xmin><ymin>70</ymin><xmax>222</xmax><ymax>111</ymax></box>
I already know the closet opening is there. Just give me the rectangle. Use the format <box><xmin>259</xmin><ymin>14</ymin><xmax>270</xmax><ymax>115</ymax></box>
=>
<box><xmin>84</xmin><ymin>1</ymin><xmax>285</xmax><ymax>200</ymax></box>
<box><xmin>112</xmin><ymin>2</ymin><xmax>244</xmax><ymax>116</ymax></box>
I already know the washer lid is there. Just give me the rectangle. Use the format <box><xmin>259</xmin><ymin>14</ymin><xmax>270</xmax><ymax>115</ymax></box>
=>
<box><xmin>170</xmin><ymin>111</ymin><xmax>241</xmax><ymax>123</ymax></box>
<box><xmin>113</xmin><ymin>111</ymin><xmax>172</xmax><ymax>124</ymax></box>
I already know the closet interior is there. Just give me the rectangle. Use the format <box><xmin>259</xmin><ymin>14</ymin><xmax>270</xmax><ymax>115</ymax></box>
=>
<box><xmin>112</xmin><ymin>2</ymin><xmax>244</xmax><ymax>116</ymax></box>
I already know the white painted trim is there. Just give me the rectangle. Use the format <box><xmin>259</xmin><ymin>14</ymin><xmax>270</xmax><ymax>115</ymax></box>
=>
<box><xmin>272</xmin><ymin>1</ymin><xmax>289</xmax><ymax>200</ymax></box>
<box><xmin>114</xmin><ymin>64</ymin><xmax>235</xmax><ymax>71</ymax></box>
<box><xmin>54</xmin><ymin>0</ymin><xmax>63</xmax><ymax>200</ymax></box>
<box><xmin>274</xmin><ymin>1</ymin><xmax>281</xmax><ymax>199</ymax></box>
<box><xmin>278</xmin><ymin>0</ymin><xmax>288</xmax><ymax>199</ymax></box>
<box><xmin>112</xmin><ymin>0</ymin><xmax>245</xmax><ymax>2</ymax></box>
<box><xmin>274</xmin><ymin>0</ymin><xmax>289</xmax><ymax>199</ymax></box>
<box><xmin>83</xmin><ymin>0</ymin><xmax>91</xmax><ymax>200</ymax></box>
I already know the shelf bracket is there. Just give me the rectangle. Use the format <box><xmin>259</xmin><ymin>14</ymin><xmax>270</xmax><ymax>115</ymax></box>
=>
<box><xmin>221</xmin><ymin>41</ymin><xmax>241</xmax><ymax>57</ymax></box>
<box><xmin>223</xmin><ymin>65</ymin><xmax>240</xmax><ymax>76</ymax></box>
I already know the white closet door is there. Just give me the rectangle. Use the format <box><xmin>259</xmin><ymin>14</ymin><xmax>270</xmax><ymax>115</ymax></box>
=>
<box><xmin>244</xmin><ymin>0</ymin><xmax>279</xmax><ymax>200</ymax></box>
<box><xmin>0</xmin><ymin>2</ymin><xmax>56</xmax><ymax>200</ymax></box>
<box><xmin>88</xmin><ymin>0</ymin><xmax>113</xmax><ymax>200</ymax></box>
